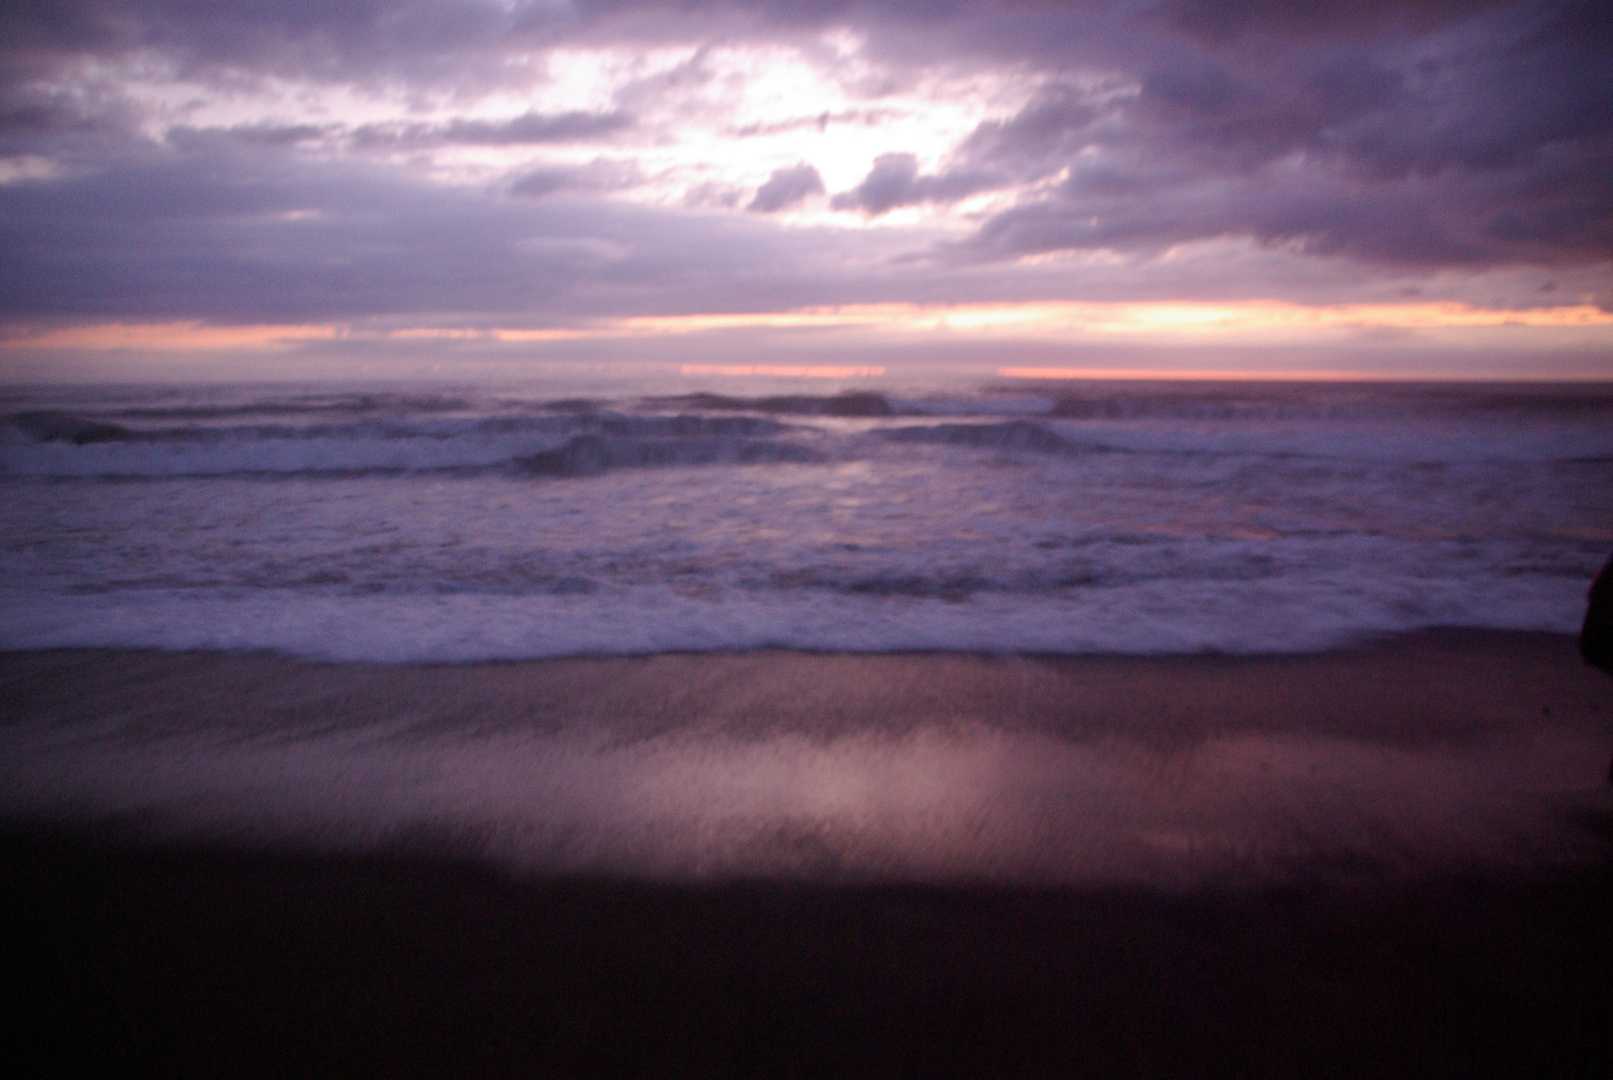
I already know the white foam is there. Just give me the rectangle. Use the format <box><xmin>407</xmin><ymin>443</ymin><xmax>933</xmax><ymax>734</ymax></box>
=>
<box><xmin>0</xmin><ymin>570</ymin><xmax>1587</xmax><ymax>662</ymax></box>
<box><xmin>3</xmin><ymin>379</ymin><xmax>1608</xmax><ymax>660</ymax></box>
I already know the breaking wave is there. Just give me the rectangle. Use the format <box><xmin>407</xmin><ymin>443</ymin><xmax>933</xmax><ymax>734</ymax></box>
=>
<box><xmin>0</xmin><ymin>409</ymin><xmax>826</xmax><ymax>479</ymax></box>
<box><xmin>2</xmin><ymin>377</ymin><xmax>1608</xmax><ymax>660</ymax></box>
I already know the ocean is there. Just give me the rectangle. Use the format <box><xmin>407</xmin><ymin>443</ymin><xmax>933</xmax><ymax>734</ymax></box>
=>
<box><xmin>3</xmin><ymin>377</ymin><xmax>1608</xmax><ymax>661</ymax></box>
<box><xmin>4</xmin><ymin>375</ymin><xmax>1613</xmax><ymax>886</ymax></box>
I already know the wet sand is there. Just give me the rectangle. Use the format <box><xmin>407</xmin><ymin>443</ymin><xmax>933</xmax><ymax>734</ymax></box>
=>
<box><xmin>4</xmin><ymin>631</ymin><xmax>1612</xmax><ymax>1076</ymax></box>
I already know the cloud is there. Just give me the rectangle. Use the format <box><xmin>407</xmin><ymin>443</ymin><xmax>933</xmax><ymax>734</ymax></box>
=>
<box><xmin>1150</xmin><ymin>0</ymin><xmax>1517</xmax><ymax>42</ymax></box>
<box><xmin>444</xmin><ymin>110</ymin><xmax>636</xmax><ymax>145</ymax></box>
<box><xmin>0</xmin><ymin>0</ymin><xmax>1609</xmax><ymax>345</ymax></box>
<box><xmin>0</xmin><ymin>0</ymin><xmax>531</xmax><ymax>85</ymax></box>
<box><xmin>952</xmin><ymin>84</ymin><xmax>1104</xmax><ymax>175</ymax></box>
<box><xmin>346</xmin><ymin>110</ymin><xmax>635</xmax><ymax>150</ymax></box>
<box><xmin>746</xmin><ymin>162</ymin><xmax>823</xmax><ymax>213</ymax></box>
<box><xmin>829</xmin><ymin>153</ymin><xmax>1001</xmax><ymax>216</ymax></box>
<box><xmin>935</xmin><ymin>1</ymin><xmax>1613</xmax><ymax>268</ymax></box>
<box><xmin>966</xmin><ymin>175</ymin><xmax>1497</xmax><ymax>268</ymax></box>
<box><xmin>226</xmin><ymin>123</ymin><xmax>331</xmax><ymax>146</ymax></box>
<box><xmin>0</xmin><ymin>129</ymin><xmax>944</xmax><ymax>325</ymax></box>
<box><xmin>509</xmin><ymin>157</ymin><xmax>645</xmax><ymax>198</ymax></box>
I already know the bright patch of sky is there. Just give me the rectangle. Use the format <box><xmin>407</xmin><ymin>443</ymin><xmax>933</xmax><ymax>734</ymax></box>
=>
<box><xmin>64</xmin><ymin>33</ymin><xmax>1048</xmax><ymax>228</ymax></box>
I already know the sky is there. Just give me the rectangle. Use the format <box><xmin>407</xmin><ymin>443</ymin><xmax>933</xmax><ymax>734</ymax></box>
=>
<box><xmin>2</xmin><ymin>0</ymin><xmax>1611</xmax><ymax>382</ymax></box>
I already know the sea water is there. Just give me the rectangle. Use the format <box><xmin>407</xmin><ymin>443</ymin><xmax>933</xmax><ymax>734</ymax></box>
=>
<box><xmin>5</xmin><ymin>375</ymin><xmax>1613</xmax><ymax>882</ymax></box>
<box><xmin>3</xmin><ymin>377</ymin><xmax>1610</xmax><ymax>661</ymax></box>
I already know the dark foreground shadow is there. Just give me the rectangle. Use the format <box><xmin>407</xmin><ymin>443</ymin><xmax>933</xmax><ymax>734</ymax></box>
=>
<box><xmin>5</xmin><ymin>824</ymin><xmax>1610</xmax><ymax>1079</ymax></box>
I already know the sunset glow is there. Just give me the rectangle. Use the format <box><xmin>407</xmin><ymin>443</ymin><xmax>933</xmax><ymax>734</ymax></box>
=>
<box><xmin>2</xmin><ymin>2</ymin><xmax>1608</xmax><ymax>380</ymax></box>
<box><xmin>8</xmin><ymin>302</ymin><xmax>1610</xmax><ymax>368</ymax></box>
<box><xmin>4</xmin><ymin>11</ymin><xmax>1612</xmax><ymax>1070</ymax></box>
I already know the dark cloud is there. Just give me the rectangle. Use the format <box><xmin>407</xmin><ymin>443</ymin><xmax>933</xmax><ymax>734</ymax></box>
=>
<box><xmin>831</xmin><ymin>153</ymin><xmax>919</xmax><ymax>215</ymax></box>
<box><xmin>1150</xmin><ymin>0</ymin><xmax>1514</xmax><ymax>42</ymax></box>
<box><xmin>747</xmin><ymin>162</ymin><xmax>823</xmax><ymax>213</ymax></box>
<box><xmin>509</xmin><ymin>157</ymin><xmax>645</xmax><ymax>199</ymax></box>
<box><xmin>444</xmin><ymin>110</ymin><xmax>635</xmax><ymax>145</ymax></box>
<box><xmin>0</xmin><ymin>1</ymin><xmax>530</xmax><ymax>84</ymax></box>
<box><xmin>1</xmin><ymin>102</ymin><xmax>80</xmax><ymax>136</ymax></box>
<box><xmin>0</xmin><ymin>2</ymin><xmax>1539</xmax><ymax>82</ymax></box>
<box><xmin>953</xmin><ymin>85</ymin><xmax>1103</xmax><ymax>175</ymax></box>
<box><xmin>964</xmin><ymin>148</ymin><xmax>1613</xmax><ymax>271</ymax></box>
<box><xmin>933</xmin><ymin>1</ymin><xmax>1613</xmax><ymax>268</ymax></box>
<box><xmin>348</xmin><ymin>110</ymin><xmax>634</xmax><ymax>149</ymax></box>
<box><xmin>682</xmin><ymin>180</ymin><xmax>744</xmax><ymax>209</ymax></box>
<box><xmin>226</xmin><ymin>122</ymin><xmax>330</xmax><ymax>146</ymax></box>
<box><xmin>830</xmin><ymin>153</ymin><xmax>1001</xmax><ymax>216</ymax></box>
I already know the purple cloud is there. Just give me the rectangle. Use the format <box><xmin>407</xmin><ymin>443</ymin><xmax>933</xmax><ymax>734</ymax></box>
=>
<box><xmin>830</xmin><ymin>154</ymin><xmax>1002</xmax><ymax>217</ymax></box>
<box><xmin>747</xmin><ymin>163</ymin><xmax>825</xmax><ymax>213</ymax></box>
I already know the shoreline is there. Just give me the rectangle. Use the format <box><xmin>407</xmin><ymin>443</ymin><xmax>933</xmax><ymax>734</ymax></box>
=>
<box><xmin>4</xmin><ymin>629</ymin><xmax>1611</xmax><ymax>886</ymax></box>
<box><xmin>5</xmin><ymin>629</ymin><xmax>1613</xmax><ymax>1075</ymax></box>
<box><xmin>5</xmin><ymin>625</ymin><xmax>1606</xmax><ymax>726</ymax></box>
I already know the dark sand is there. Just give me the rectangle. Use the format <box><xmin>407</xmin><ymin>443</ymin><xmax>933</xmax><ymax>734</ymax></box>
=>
<box><xmin>4</xmin><ymin>631</ymin><xmax>1612</xmax><ymax>1076</ymax></box>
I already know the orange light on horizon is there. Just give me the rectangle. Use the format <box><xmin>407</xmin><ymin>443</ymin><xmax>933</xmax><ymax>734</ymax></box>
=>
<box><xmin>629</xmin><ymin>300</ymin><xmax>1613</xmax><ymax>336</ymax></box>
<box><xmin>999</xmin><ymin>367</ymin><xmax>1372</xmax><ymax>382</ymax></box>
<box><xmin>5</xmin><ymin>300</ymin><xmax>1611</xmax><ymax>355</ymax></box>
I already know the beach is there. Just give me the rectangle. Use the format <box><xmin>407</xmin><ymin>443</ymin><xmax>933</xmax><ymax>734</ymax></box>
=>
<box><xmin>9</xmin><ymin>1</ymin><xmax>1613</xmax><ymax>1074</ymax></box>
<box><xmin>6</xmin><ymin>631</ymin><xmax>1611</xmax><ymax>1076</ymax></box>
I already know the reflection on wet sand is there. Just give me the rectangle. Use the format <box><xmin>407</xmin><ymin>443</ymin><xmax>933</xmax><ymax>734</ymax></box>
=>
<box><xmin>3</xmin><ymin>632</ymin><xmax>1609</xmax><ymax>887</ymax></box>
